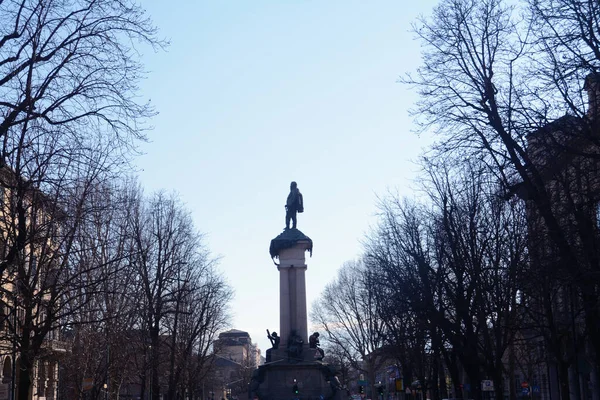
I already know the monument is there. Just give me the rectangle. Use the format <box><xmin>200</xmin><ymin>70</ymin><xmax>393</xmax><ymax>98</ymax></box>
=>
<box><xmin>248</xmin><ymin>182</ymin><xmax>346</xmax><ymax>400</ymax></box>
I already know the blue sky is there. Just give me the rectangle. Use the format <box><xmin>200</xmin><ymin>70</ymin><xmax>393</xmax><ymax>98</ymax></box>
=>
<box><xmin>135</xmin><ymin>0</ymin><xmax>437</xmax><ymax>354</ymax></box>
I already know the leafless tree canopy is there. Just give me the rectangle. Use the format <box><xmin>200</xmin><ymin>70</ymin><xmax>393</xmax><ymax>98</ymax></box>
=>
<box><xmin>311</xmin><ymin>259</ymin><xmax>390</xmax><ymax>397</ymax></box>
<box><xmin>59</xmin><ymin>186</ymin><xmax>232</xmax><ymax>400</ymax></box>
<box><xmin>389</xmin><ymin>0</ymin><xmax>600</xmax><ymax>398</ymax></box>
<box><xmin>0</xmin><ymin>2</ymin><xmax>234</xmax><ymax>400</ymax></box>
<box><xmin>0</xmin><ymin>0</ymin><xmax>160</xmax><ymax>155</ymax></box>
<box><xmin>0</xmin><ymin>0</ymin><xmax>165</xmax><ymax>397</ymax></box>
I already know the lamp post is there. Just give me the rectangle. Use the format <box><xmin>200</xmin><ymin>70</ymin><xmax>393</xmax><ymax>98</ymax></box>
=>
<box><xmin>10</xmin><ymin>294</ymin><xmax>17</xmax><ymax>400</ymax></box>
<box><xmin>105</xmin><ymin>344</ymin><xmax>109</xmax><ymax>400</ymax></box>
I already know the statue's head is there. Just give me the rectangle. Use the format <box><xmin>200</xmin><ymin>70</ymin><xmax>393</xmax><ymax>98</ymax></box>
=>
<box><xmin>313</xmin><ymin>332</ymin><xmax>319</xmax><ymax>337</ymax></box>
<box><xmin>290</xmin><ymin>181</ymin><xmax>297</xmax><ymax>190</ymax></box>
<box><xmin>272</xmin><ymin>332</ymin><xmax>278</xmax><ymax>337</ymax></box>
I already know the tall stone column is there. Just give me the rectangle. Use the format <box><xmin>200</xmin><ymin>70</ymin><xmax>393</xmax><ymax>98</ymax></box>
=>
<box><xmin>269</xmin><ymin>229</ymin><xmax>313</xmax><ymax>346</ymax></box>
<box><xmin>251</xmin><ymin>228</ymin><xmax>345</xmax><ymax>400</ymax></box>
<box><xmin>277</xmin><ymin>240</ymin><xmax>311</xmax><ymax>344</ymax></box>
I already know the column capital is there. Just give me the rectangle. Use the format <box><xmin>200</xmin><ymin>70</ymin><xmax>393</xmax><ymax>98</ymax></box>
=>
<box><xmin>269</xmin><ymin>229</ymin><xmax>313</xmax><ymax>260</ymax></box>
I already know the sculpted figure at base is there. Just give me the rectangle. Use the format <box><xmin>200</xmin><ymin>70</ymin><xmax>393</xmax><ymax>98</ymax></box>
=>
<box><xmin>265</xmin><ymin>329</ymin><xmax>280</xmax><ymax>362</ymax></box>
<box><xmin>248</xmin><ymin>368</ymin><xmax>266</xmax><ymax>399</ymax></box>
<box><xmin>285</xmin><ymin>181</ymin><xmax>303</xmax><ymax>230</ymax></box>
<box><xmin>309</xmin><ymin>331</ymin><xmax>325</xmax><ymax>360</ymax></box>
<box><xmin>267</xmin><ymin>329</ymin><xmax>280</xmax><ymax>349</ymax></box>
<box><xmin>287</xmin><ymin>330</ymin><xmax>304</xmax><ymax>362</ymax></box>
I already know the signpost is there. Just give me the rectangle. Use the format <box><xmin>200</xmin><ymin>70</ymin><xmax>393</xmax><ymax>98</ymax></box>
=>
<box><xmin>82</xmin><ymin>377</ymin><xmax>94</xmax><ymax>391</ymax></box>
<box><xmin>482</xmin><ymin>380</ymin><xmax>494</xmax><ymax>392</ymax></box>
<box><xmin>395</xmin><ymin>379</ymin><xmax>404</xmax><ymax>392</ymax></box>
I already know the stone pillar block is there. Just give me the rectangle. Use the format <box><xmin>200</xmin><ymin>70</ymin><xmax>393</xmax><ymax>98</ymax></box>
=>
<box><xmin>277</xmin><ymin>240</ymin><xmax>310</xmax><ymax>344</ymax></box>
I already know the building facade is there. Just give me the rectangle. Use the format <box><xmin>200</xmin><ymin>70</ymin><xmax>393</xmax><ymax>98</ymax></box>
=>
<box><xmin>514</xmin><ymin>73</ymin><xmax>600</xmax><ymax>400</ymax></box>
<box><xmin>0</xmin><ymin>167</ymin><xmax>67</xmax><ymax>400</ymax></box>
<box><xmin>212</xmin><ymin>329</ymin><xmax>261</xmax><ymax>400</ymax></box>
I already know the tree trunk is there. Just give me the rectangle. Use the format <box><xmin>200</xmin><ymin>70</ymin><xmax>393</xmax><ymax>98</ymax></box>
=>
<box><xmin>508</xmin><ymin>344</ymin><xmax>517</xmax><ymax>400</ymax></box>
<box><xmin>368</xmin><ymin>369</ymin><xmax>377</xmax><ymax>400</ymax></box>
<box><xmin>463</xmin><ymin>360</ymin><xmax>482</xmax><ymax>400</ymax></box>
<box><xmin>558</xmin><ymin>360</ymin><xmax>571</xmax><ymax>400</ymax></box>
<box><xmin>151</xmin><ymin>326</ymin><xmax>160</xmax><ymax>400</ymax></box>
<box><xmin>152</xmin><ymin>349</ymin><xmax>160</xmax><ymax>400</ymax></box>
<box><xmin>167</xmin><ymin>299</ymin><xmax>180</xmax><ymax>400</ymax></box>
<box><xmin>493</xmin><ymin>361</ymin><xmax>504</xmax><ymax>400</ymax></box>
<box><xmin>140</xmin><ymin>371</ymin><xmax>147</xmax><ymax>400</ymax></box>
<box><xmin>431</xmin><ymin>357</ymin><xmax>440</xmax><ymax>400</ymax></box>
<box><xmin>17</xmin><ymin>354</ymin><xmax>32</xmax><ymax>400</ymax></box>
<box><xmin>438</xmin><ymin>359</ymin><xmax>448</xmax><ymax>400</ymax></box>
<box><xmin>583</xmin><ymin>288</ymin><xmax>600</xmax><ymax>387</ymax></box>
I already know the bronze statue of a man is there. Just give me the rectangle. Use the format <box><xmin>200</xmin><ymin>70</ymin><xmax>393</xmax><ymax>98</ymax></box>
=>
<box><xmin>285</xmin><ymin>181</ymin><xmax>303</xmax><ymax>230</ymax></box>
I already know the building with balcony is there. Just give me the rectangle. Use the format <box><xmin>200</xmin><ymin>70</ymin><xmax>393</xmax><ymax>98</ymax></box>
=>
<box><xmin>0</xmin><ymin>167</ymin><xmax>68</xmax><ymax>400</ymax></box>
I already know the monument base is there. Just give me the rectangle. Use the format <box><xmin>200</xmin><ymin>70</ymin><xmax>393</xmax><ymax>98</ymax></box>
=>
<box><xmin>261</xmin><ymin>227</ymin><xmax>343</xmax><ymax>399</ymax></box>
<box><xmin>249</xmin><ymin>358</ymin><xmax>347</xmax><ymax>400</ymax></box>
<box><xmin>266</xmin><ymin>344</ymin><xmax>324</xmax><ymax>364</ymax></box>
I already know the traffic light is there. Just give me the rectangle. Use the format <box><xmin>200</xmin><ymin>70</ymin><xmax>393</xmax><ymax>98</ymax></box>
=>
<box><xmin>293</xmin><ymin>383</ymin><xmax>299</xmax><ymax>395</ymax></box>
<box><xmin>395</xmin><ymin>379</ymin><xmax>404</xmax><ymax>392</ymax></box>
<box><xmin>378</xmin><ymin>386</ymin><xmax>384</xmax><ymax>395</ymax></box>
<box><xmin>359</xmin><ymin>385</ymin><xmax>364</xmax><ymax>394</ymax></box>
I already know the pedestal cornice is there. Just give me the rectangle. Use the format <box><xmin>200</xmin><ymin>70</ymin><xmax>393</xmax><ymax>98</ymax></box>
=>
<box><xmin>269</xmin><ymin>228</ymin><xmax>313</xmax><ymax>261</ymax></box>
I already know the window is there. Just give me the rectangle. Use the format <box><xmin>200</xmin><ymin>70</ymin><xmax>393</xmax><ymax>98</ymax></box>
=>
<box><xmin>0</xmin><ymin>304</ymin><xmax>5</xmax><ymax>331</ymax></box>
<box><xmin>30</xmin><ymin>255</ymin><xmax>37</xmax><ymax>277</ymax></box>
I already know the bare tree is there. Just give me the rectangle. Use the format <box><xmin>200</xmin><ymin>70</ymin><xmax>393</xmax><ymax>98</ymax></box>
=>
<box><xmin>0</xmin><ymin>0</ymin><xmax>161</xmax><ymax>165</ymax></box>
<box><xmin>322</xmin><ymin>342</ymin><xmax>354</xmax><ymax>391</ymax></box>
<box><xmin>164</xmin><ymin>257</ymin><xmax>231</xmax><ymax>400</ymax></box>
<box><xmin>365</xmin><ymin>161</ymin><xmax>527</xmax><ymax>400</ymax></box>
<box><xmin>311</xmin><ymin>260</ymin><xmax>389</xmax><ymax>399</ymax></box>
<box><xmin>56</xmin><ymin>184</ymin><xmax>232</xmax><ymax>400</ymax></box>
<box><xmin>529</xmin><ymin>0</ymin><xmax>600</xmax><ymax>121</ymax></box>
<box><xmin>0</xmin><ymin>1</ymin><xmax>163</xmax><ymax>398</ymax></box>
<box><xmin>130</xmin><ymin>191</ymin><xmax>232</xmax><ymax>400</ymax></box>
<box><xmin>403</xmin><ymin>0</ymin><xmax>600</xmax><ymax>396</ymax></box>
<box><xmin>59</xmin><ymin>179</ymin><xmax>143</xmax><ymax>400</ymax></box>
<box><xmin>0</xmin><ymin>159</ymin><xmax>143</xmax><ymax>400</ymax></box>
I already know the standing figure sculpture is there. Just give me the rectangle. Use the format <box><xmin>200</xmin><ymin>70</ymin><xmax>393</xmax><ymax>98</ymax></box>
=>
<box><xmin>285</xmin><ymin>181</ymin><xmax>303</xmax><ymax>230</ymax></box>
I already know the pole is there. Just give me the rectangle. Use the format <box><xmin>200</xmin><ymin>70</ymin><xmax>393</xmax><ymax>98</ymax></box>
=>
<box><xmin>10</xmin><ymin>301</ymin><xmax>16</xmax><ymax>400</ymax></box>
<box><xmin>105</xmin><ymin>344</ymin><xmax>109</xmax><ymax>400</ymax></box>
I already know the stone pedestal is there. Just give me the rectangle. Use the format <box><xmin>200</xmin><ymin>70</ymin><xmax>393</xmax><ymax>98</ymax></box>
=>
<box><xmin>250</xmin><ymin>361</ymin><xmax>342</xmax><ymax>400</ymax></box>
<box><xmin>266</xmin><ymin>344</ymin><xmax>324</xmax><ymax>364</ymax></box>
